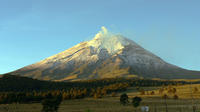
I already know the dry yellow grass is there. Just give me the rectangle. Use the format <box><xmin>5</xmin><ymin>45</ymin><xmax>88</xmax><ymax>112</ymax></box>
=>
<box><xmin>126</xmin><ymin>84</ymin><xmax>200</xmax><ymax>99</ymax></box>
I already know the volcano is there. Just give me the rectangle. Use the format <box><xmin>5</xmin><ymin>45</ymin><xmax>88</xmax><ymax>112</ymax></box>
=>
<box><xmin>9</xmin><ymin>27</ymin><xmax>200</xmax><ymax>81</ymax></box>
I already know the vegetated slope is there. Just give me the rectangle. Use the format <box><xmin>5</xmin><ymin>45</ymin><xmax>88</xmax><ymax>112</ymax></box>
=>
<box><xmin>9</xmin><ymin>27</ymin><xmax>200</xmax><ymax>81</ymax></box>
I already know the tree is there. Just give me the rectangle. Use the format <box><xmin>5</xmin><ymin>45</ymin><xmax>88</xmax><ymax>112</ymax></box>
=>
<box><xmin>41</xmin><ymin>94</ymin><xmax>62</xmax><ymax>112</ymax></box>
<box><xmin>173</xmin><ymin>94</ymin><xmax>179</xmax><ymax>112</ymax></box>
<box><xmin>162</xmin><ymin>94</ymin><xmax>168</xmax><ymax>112</ymax></box>
<box><xmin>120</xmin><ymin>93</ymin><xmax>129</xmax><ymax>105</ymax></box>
<box><xmin>82</xmin><ymin>88</ymin><xmax>88</xmax><ymax>96</ymax></box>
<box><xmin>159</xmin><ymin>88</ymin><xmax>164</xmax><ymax>94</ymax></box>
<box><xmin>93</xmin><ymin>93</ymin><xmax>102</xmax><ymax>99</ymax></box>
<box><xmin>101</xmin><ymin>88</ymin><xmax>107</xmax><ymax>96</ymax></box>
<box><xmin>172</xmin><ymin>88</ymin><xmax>177</xmax><ymax>94</ymax></box>
<box><xmin>140</xmin><ymin>89</ymin><xmax>145</xmax><ymax>95</ymax></box>
<box><xmin>62</xmin><ymin>92</ymin><xmax>70</xmax><ymax>100</ymax></box>
<box><xmin>132</xmin><ymin>96</ymin><xmax>142</xmax><ymax>112</ymax></box>
<box><xmin>111</xmin><ymin>92</ymin><xmax>117</xmax><ymax>97</ymax></box>
<box><xmin>173</xmin><ymin>94</ymin><xmax>179</xmax><ymax>100</ymax></box>
<box><xmin>193</xmin><ymin>87</ymin><xmax>198</xmax><ymax>93</ymax></box>
<box><xmin>150</xmin><ymin>91</ymin><xmax>155</xmax><ymax>95</ymax></box>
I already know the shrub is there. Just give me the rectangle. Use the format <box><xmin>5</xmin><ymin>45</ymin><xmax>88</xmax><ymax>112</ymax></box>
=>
<box><xmin>120</xmin><ymin>93</ymin><xmax>129</xmax><ymax>105</ymax></box>
<box><xmin>132</xmin><ymin>96</ymin><xmax>142</xmax><ymax>108</ymax></box>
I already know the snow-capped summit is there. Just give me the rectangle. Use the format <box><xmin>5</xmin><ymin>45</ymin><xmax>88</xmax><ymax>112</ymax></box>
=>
<box><xmin>88</xmin><ymin>26</ymin><xmax>139</xmax><ymax>54</ymax></box>
<box><xmin>9</xmin><ymin>27</ymin><xmax>200</xmax><ymax>81</ymax></box>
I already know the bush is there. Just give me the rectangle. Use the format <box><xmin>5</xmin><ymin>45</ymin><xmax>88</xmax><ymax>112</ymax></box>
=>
<box><xmin>132</xmin><ymin>96</ymin><xmax>142</xmax><ymax>108</ymax></box>
<box><xmin>120</xmin><ymin>93</ymin><xmax>129</xmax><ymax>105</ymax></box>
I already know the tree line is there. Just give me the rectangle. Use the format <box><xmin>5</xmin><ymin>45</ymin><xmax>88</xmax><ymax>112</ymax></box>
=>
<box><xmin>0</xmin><ymin>74</ymin><xmax>193</xmax><ymax>104</ymax></box>
<box><xmin>0</xmin><ymin>82</ymin><xmax>129</xmax><ymax>104</ymax></box>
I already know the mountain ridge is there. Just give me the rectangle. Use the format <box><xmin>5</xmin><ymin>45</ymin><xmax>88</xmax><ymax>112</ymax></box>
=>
<box><xmin>9</xmin><ymin>27</ymin><xmax>200</xmax><ymax>81</ymax></box>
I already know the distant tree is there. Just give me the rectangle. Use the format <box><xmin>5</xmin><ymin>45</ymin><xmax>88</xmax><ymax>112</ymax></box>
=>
<box><xmin>132</xmin><ymin>96</ymin><xmax>142</xmax><ymax>112</ymax></box>
<box><xmin>193</xmin><ymin>87</ymin><xmax>198</xmax><ymax>93</ymax></box>
<box><xmin>167</xmin><ymin>87</ymin><xmax>177</xmax><ymax>95</ymax></box>
<box><xmin>140</xmin><ymin>89</ymin><xmax>145</xmax><ymax>95</ymax></box>
<box><xmin>172</xmin><ymin>88</ymin><xmax>177</xmax><ymax>94</ymax></box>
<box><xmin>111</xmin><ymin>92</ymin><xmax>117</xmax><ymax>97</ymax></box>
<box><xmin>62</xmin><ymin>92</ymin><xmax>70</xmax><ymax>100</ymax></box>
<box><xmin>90</xmin><ymin>88</ymin><xmax>96</xmax><ymax>97</ymax></box>
<box><xmin>120</xmin><ymin>93</ymin><xmax>129</xmax><ymax>105</ymax></box>
<box><xmin>150</xmin><ymin>91</ymin><xmax>155</xmax><ymax>95</ymax></box>
<box><xmin>93</xmin><ymin>93</ymin><xmax>102</xmax><ymax>99</ymax></box>
<box><xmin>162</xmin><ymin>94</ymin><xmax>168</xmax><ymax>112</ymax></box>
<box><xmin>159</xmin><ymin>88</ymin><xmax>164</xmax><ymax>94</ymax></box>
<box><xmin>41</xmin><ymin>94</ymin><xmax>62</xmax><ymax>112</ymax></box>
<box><xmin>173</xmin><ymin>94</ymin><xmax>180</xmax><ymax>112</ymax></box>
<box><xmin>167</xmin><ymin>89</ymin><xmax>172</xmax><ymax>94</ymax></box>
<box><xmin>82</xmin><ymin>88</ymin><xmax>87</xmax><ymax>96</ymax></box>
<box><xmin>173</xmin><ymin>94</ymin><xmax>179</xmax><ymax>100</ymax></box>
<box><xmin>101</xmin><ymin>88</ymin><xmax>107</xmax><ymax>96</ymax></box>
<box><xmin>162</xmin><ymin>94</ymin><xmax>168</xmax><ymax>99</ymax></box>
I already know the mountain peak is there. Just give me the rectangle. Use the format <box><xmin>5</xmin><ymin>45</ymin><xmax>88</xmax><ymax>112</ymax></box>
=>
<box><xmin>88</xmin><ymin>26</ymin><xmax>137</xmax><ymax>54</ymax></box>
<box><xmin>10</xmin><ymin>27</ymin><xmax>200</xmax><ymax>81</ymax></box>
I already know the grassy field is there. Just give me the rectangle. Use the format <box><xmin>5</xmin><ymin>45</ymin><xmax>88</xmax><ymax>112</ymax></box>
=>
<box><xmin>127</xmin><ymin>84</ymin><xmax>200</xmax><ymax>99</ymax></box>
<box><xmin>1</xmin><ymin>84</ymin><xmax>200</xmax><ymax>112</ymax></box>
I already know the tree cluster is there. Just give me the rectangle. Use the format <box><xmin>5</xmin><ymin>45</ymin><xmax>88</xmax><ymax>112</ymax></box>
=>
<box><xmin>0</xmin><ymin>75</ymin><xmax>190</xmax><ymax>104</ymax></box>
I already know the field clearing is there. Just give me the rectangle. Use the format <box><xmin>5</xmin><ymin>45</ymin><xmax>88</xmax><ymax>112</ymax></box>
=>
<box><xmin>1</xmin><ymin>84</ymin><xmax>200</xmax><ymax>112</ymax></box>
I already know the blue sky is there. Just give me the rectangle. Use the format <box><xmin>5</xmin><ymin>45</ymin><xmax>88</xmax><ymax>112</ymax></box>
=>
<box><xmin>0</xmin><ymin>0</ymin><xmax>200</xmax><ymax>74</ymax></box>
